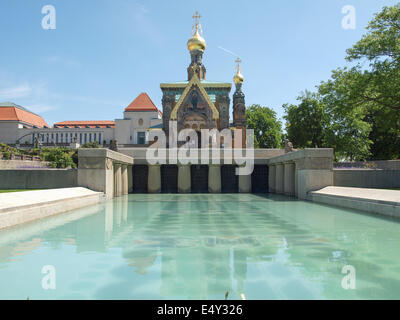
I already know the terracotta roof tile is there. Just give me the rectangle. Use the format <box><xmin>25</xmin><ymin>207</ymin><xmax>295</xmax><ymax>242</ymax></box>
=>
<box><xmin>54</xmin><ymin>121</ymin><xmax>115</xmax><ymax>128</ymax></box>
<box><xmin>125</xmin><ymin>93</ymin><xmax>159</xmax><ymax>112</ymax></box>
<box><xmin>0</xmin><ymin>105</ymin><xmax>48</xmax><ymax>128</ymax></box>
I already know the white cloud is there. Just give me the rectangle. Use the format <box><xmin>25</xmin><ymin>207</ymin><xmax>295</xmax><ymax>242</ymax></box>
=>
<box><xmin>0</xmin><ymin>84</ymin><xmax>32</xmax><ymax>100</ymax></box>
<box><xmin>0</xmin><ymin>78</ymin><xmax>123</xmax><ymax>117</ymax></box>
<box><xmin>25</xmin><ymin>104</ymin><xmax>57</xmax><ymax>113</ymax></box>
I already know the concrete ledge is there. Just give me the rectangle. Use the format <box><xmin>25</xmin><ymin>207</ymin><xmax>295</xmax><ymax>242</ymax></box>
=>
<box><xmin>0</xmin><ymin>160</ymin><xmax>49</xmax><ymax>169</ymax></box>
<box><xmin>309</xmin><ymin>186</ymin><xmax>400</xmax><ymax>218</ymax></box>
<box><xmin>78</xmin><ymin>148</ymin><xmax>134</xmax><ymax>164</ymax></box>
<box><xmin>119</xmin><ymin>148</ymin><xmax>285</xmax><ymax>165</ymax></box>
<box><xmin>334</xmin><ymin>169</ymin><xmax>400</xmax><ymax>189</ymax></box>
<box><xmin>267</xmin><ymin>148</ymin><xmax>334</xmax><ymax>165</ymax></box>
<box><xmin>0</xmin><ymin>187</ymin><xmax>104</xmax><ymax>229</ymax></box>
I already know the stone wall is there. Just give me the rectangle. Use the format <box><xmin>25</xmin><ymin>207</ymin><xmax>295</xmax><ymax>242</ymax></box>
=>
<box><xmin>0</xmin><ymin>160</ymin><xmax>49</xmax><ymax>170</ymax></box>
<box><xmin>267</xmin><ymin>148</ymin><xmax>334</xmax><ymax>199</ymax></box>
<box><xmin>334</xmin><ymin>160</ymin><xmax>400</xmax><ymax>170</ymax></box>
<box><xmin>0</xmin><ymin>169</ymin><xmax>78</xmax><ymax>189</ymax></box>
<box><xmin>334</xmin><ymin>169</ymin><xmax>400</xmax><ymax>189</ymax></box>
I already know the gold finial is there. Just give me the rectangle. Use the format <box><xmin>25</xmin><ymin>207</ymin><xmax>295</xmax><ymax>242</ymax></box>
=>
<box><xmin>234</xmin><ymin>58</ymin><xmax>244</xmax><ymax>84</ymax></box>
<box><xmin>187</xmin><ymin>11</ymin><xmax>206</xmax><ymax>52</ymax></box>
<box><xmin>192</xmin><ymin>11</ymin><xmax>203</xmax><ymax>36</ymax></box>
<box><xmin>235</xmin><ymin>58</ymin><xmax>242</xmax><ymax>73</ymax></box>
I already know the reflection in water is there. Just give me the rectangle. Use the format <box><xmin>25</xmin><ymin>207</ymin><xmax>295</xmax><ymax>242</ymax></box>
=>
<box><xmin>0</xmin><ymin>194</ymin><xmax>400</xmax><ymax>299</ymax></box>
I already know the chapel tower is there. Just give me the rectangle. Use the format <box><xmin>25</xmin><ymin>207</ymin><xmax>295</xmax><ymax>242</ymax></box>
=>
<box><xmin>232</xmin><ymin>58</ymin><xmax>246</xmax><ymax>128</ymax></box>
<box><xmin>160</xmin><ymin>12</ymin><xmax>233</xmax><ymax>142</ymax></box>
<box><xmin>187</xmin><ymin>11</ymin><xmax>207</xmax><ymax>81</ymax></box>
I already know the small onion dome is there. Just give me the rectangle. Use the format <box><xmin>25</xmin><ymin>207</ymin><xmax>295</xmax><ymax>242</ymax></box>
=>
<box><xmin>233</xmin><ymin>69</ymin><xmax>244</xmax><ymax>84</ymax></box>
<box><xmin>187</xmin><ymin>29</ymin><xmax>206</xmax><ymax>52</ymax></box>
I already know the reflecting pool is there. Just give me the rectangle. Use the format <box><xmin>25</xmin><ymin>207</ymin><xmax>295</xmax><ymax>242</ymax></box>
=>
<box><xmin>0</xmin><ymin>194</ymin><xmax>399</xmax><ymax>299</ymax></box>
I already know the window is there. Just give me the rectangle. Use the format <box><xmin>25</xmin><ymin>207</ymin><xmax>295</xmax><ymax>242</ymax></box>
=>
<box><xmin>79</xmin><ymin>133</ymin><xmax>82</xmax><ymax>144</ymax></box>
<box><xmin>138</xmin><ymin>118</ymin><xmax>144</xmax><ymax>126</ymax></box>
<box><xmin>137</xmin><ymin>132</ymin><xmax>145</xmax><ymax>145</ymax></box>
<box><xmin>99</xmin><ymin>133</ymin><xmax>102</xmax><ymax>143</ymax></box>
<box><xmin>89</xmin><ymin>133</ymin><xmax>92</xmax><ymax>142</ymax></box>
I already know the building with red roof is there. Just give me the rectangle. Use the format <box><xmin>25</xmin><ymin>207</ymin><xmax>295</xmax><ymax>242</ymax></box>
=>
<box><xmin>0</xmin><ymin>102</ymin><xmax>49</xmax><ymax>144</ymax></box>
<box><xmin>125</xmin><ymin>93</ymin><xmax>159</xmax><ymax>112</ymax></box>
<box><xmin>116</xmin><ymin>93</ymin><xmax>162</xmax><ymax>145</ymax></box>
<box><xmin>0</xmin><ymin>92</ymin><xmax>162</xmax><ymax>146</ymax></box>
<box><xmin>0</xmin><ymin>102</ymin><xmax>49</xmax><ymax>128</ymax></box>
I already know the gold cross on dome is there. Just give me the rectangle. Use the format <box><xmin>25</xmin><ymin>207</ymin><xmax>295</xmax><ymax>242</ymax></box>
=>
<box><xmin>192</xmin><ymin>11</ymin><xmax>203</xmax><ymax>35</ymax></box>
<box><xmin>192</xmin><ymin>11</ymin><xmax>201</xmax><ymax>25</ymax></box>
<box><xmin>235</xmin><ymin>57</ymin><xmax>242</xmax><ymax>72</ymax></box>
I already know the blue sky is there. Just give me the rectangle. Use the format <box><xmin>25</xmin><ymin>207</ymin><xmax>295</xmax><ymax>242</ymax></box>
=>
<box><xmin>0</xmin><ymin>0</ymin><xmax>398</xmax><ymax>126</ymax></box>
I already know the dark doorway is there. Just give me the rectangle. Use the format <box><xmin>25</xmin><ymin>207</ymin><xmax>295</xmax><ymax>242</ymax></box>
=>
<box><xmin>161</xmin><ymin>165</ymin><xmax>178</xmax><ymax>193</ymax></box>
<box><xmin>132</xmin><ymin>165</ymin><xmax>148</xmax><ymax>193</ymax></box>
<box><xmin>221</xmin><ymin>165</ymin><xmax>238</xmax><ymax>193</ymax></box>
<box><xmin>252</xmin><ymin>165</ymin><xmax>269</xmax><ymax>193</ymax></box>
<box><xmin>191</xmin><ymin>165</ymin><xmax>209</xmax><ymax>193</ymax></box>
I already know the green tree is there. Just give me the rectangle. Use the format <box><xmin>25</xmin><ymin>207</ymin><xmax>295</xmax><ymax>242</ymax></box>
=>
<box><xmin>285</xmin><ymin>4</ymin><xmax>400</xmax><ymax>161</ymax></box>
<box><xmin>344</xmin><ymin>4</ymin><xmax>400</xmax><ymax>159</ymax></box>
<box><xmin>318</xmin><ymin>68</ymin><xmax>373</xmax><ymax>161</ymax></box>
<box><xmin>81</xmin><ymin>141</ymin><xmax>100</xmax><ymax>148</ymax></box>
<box><xmin>283</xmin><ymin>91</ymin><xmax>328</xmax><ymax>149</ymax></box>
<box><xmin>246</xmin><ymin>104</ymin><xmax>283</xmax><ymax>148</ymax></box>
<box><xmin>41</xmin><ymin>147</ymin><xmax>76</xmax><ymax>169</ymax></box>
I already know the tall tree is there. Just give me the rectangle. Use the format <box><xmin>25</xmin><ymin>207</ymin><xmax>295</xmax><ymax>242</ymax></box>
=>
<box><xmin>283</xmin><ymin>91</ymin><xmax>328</xmax><ymax>149</ymax></box>
<box><xmin>284</xmin><ymin>4</ymin><xmax>400</xmax><ymax>160</ymax></box>
<box><xmin>344</xmin><ymin>4</ymin><xmax>400</xmax><ymax>159</ymax></box>
<box><xmin>318</xmin><ymin>67</ymin><xmax>373</xmax><ymax>161</ymax></box>
<box><xmin>246</xmin><ymin>104</ymin><xmax>283</xmax><ymax>148</ymax></box>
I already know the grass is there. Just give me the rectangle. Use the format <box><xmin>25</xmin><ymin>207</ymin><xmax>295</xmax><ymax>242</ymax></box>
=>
<box><xmin>0</xmin><ymin>189</ymin><xmax>38</xmax><ymax>193</ymax></box>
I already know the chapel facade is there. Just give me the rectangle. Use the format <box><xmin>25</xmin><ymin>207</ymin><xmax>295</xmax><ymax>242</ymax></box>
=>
<box><xmin>160</xmin><ymin>12</ymin><xmax>247</xmax><ymax>145</ymax></box>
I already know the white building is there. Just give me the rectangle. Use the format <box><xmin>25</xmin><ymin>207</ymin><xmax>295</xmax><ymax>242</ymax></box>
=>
<box><xmin>115</xmin><ymin>92</ymin><xmax>162</xmax><ymax>145</ymax></box>
<box><xmin>0</xmin><ymin>93</ymin><xmax>162</xmax><ymax>147</ymax></box>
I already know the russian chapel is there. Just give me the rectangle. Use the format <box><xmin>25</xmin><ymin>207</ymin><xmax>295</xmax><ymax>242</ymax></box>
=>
<box><xmin>160</xmin><ymin>11</ymin><xmax>247</xmax><ymax>146</ymax></box>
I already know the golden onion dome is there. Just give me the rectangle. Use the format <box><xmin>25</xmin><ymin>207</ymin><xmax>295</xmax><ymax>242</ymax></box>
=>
<box><xmin>187</xmin><ymin>29</ymin><xmax>206</xmax><ymax>52</ymax></box>
<box><xmin>233</xmin><ymin>58</ymin><xmax>244</xmax><ymax>84</ymax></box>
<box><xmin>233</xmin><ymin>69</ymin><xmax>244</xmax><ymax>84</ymax></box>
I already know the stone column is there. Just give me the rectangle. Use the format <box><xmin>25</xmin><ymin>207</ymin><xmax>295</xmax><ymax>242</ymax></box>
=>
<box><xmin>238</xmin><ymin>173</ymin><xmax>252</xmax><ymax>193</ymax></box>
<box><xmin>275</xmin><ymin>163</ymin><xmax>284</xmax><ymax>194</ymax></box>
<box><xmin>121</xmin><ymin>164</ymin><xmax>128</xmax><ymax>195</ymax></box>
<box><xmin>114</xmin><ymin>163</ymin><xmax>122</xmax><ymax>197</ymax></box>
<box><xmin>148</xmin><ymin>164</ymin><xmax>161</xmax><ymax>193</ymax></box>
<box><xmin>77</xmin><ymin>149</ymin><xmax>133</xmax><ymax>199</ymax></box>
<box><xmin>268</xmin><ymin>164</ymin><xmax>276</xmax><ymax>193</ymax></box>
<box><xmin>178</xmin><ymin>164</ymin><xmax>191</xmax><ymax>193</ymax></box>
<box><xmin>208</xmin><ymin>165</ymin><xmax>221</xmax><ymax>193</ymax></box>
<box><xmin>284</xmin><ymin>162</ymin><xmax>295</xmax><ymax>196</ymax></box>
<box><xmin>127</xmin><ymin>165</ymin><xmax>133</xmax><ymax>193</ymax></box>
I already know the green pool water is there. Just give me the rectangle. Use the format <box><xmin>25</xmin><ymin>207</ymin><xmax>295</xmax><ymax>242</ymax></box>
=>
<box><xmin>0</xmin><ymin>194</ymin><xmax>399</xmax><ymax>300</ymax></box>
